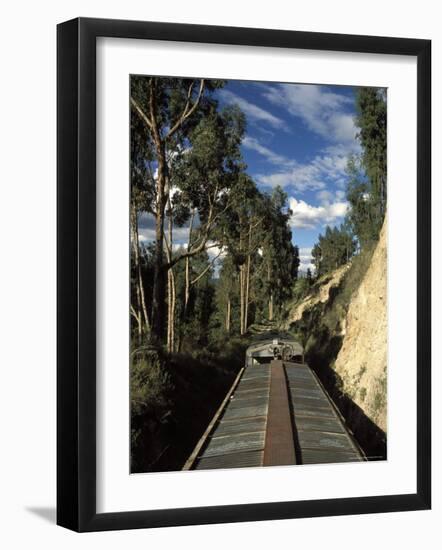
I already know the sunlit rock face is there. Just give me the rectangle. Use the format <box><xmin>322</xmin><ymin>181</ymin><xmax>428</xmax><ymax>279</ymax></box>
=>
<box><xmin>334</xmin><ymin>217</ymin><xmax>387</xmax><ymax>434</ymax></box>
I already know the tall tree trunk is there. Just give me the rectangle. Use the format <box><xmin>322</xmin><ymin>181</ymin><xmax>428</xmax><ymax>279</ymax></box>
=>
<box><xmin>239</xmin><ymin>220</ymin><xmax>246</xmax><ymax>335</ymax></box>
<box><xmin>130</xmin><ymin>232</ymin><xmax>142</xmax><ymax>340</ymax></box>
<box><xmin>183</xmin><ymin>210</ymin><xmax>195</xmax><ymax>316</ymax></box>
<box><xmin>244</xmin><ymin>223</ymin><xmax>252</xmax><ymax>333</ymax></box>
<box><xmin>150</xmin><ymin>78</ymin><xmax>168</xmax><ymax>343</ymax></box>
<box><xmin>239</xmin><ymin>264</ymin><xmax>245</xmax><ymax>335</ymax></box>
<box><xmin>130</xmin><ymin>202</ymin><xmax>149</xmax><ymax>335</ymax></box>
<box><xmin>165</xmin><ymin>202</ymin><xmax>176</xmax><ymax>353</ymax></box>
<box><xmin>132</xmin><ymin>78</ymin><xmax>206</xmax><ymax>344</ymax></box>
<box><xmin>167</xmin><ymin>268</ymin><xmax>172</xmax><ymax>350</ymax></box>
<box><xmin>170</xmin><ymin>268</ymin><xmax>176</xmax><ymax>352</ymax></box>
<box><xmin>152</xmin><ymin>158</ymin><xmax>167</xmax><ymax>342</ymax></box>
<box><xmin>136</xmin><ymin>286</ymin><xmax>142</xmax><ymax>339</ymax></box>
<box><xmin>226</xmin><ymin>298</ymin><xmax>231</xmax><ymax>333</ymax></box>
<box><xmin>184</xmin><ymin>257</ymin><xmax>190</xmax><ymax>309</ymax></box>
<box><xmin>267</xmin><ymin>263</ymin><xmax>273</xmax><ymax>321</ymax></box>
<box><xmin>167</xmin><ymin>267</ymin><xmax>176</xmax><ymax>353</ymax></box>
<box><xmin>244</xmin><ymin>256</ymin><xmax>250</xmax><ymax>333</ymax></box>
<box><xmin>130</xmin><ymin>295</ymin><xmax>142</xmax><ymax>344</ymax></box>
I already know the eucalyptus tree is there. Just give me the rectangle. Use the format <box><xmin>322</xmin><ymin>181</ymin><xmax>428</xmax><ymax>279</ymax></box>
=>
<box><xmin>130</xmin><ymin>104</ymin><xmax>155</xmax><ymax>340</ymax></box>
<box><xmin>261</xmin><ymin>187</ymin><xmax>297</xmax><ymax>321</ymax></box>
<box><xmin>162</xmin><ymin>104</ymin><xmax>246</xmax><ymax>348</ymax></box>
<box><xmin>218</xmin><ymin>174</ymin><xmax>260</xmax><ymax>334</ymax></box>
<box><xmin>169</xmin><ymin>104</ymin><xmax>246</xmax><ymax>270</ymax></box>
<box><xmin>355</xmin><ymin>87</ymin><xmax>387</xmax><ymax>230</ymax></box>
<box><xmin>311</xmin><ymin>224</ymin><xmax>356</xmax><ymax>276</ymax></box>
<box><xmin>216</xmin><ymin>254</ymin><xmax>238</xmax><ymax>334</ymax></box>
<box><xmin>172</xmin><ymin>249</ymin><xmax>216</xmax><ymax>351</ymax></box>
<box><xmin>130</xmin><ymin>75</ymin><xmax>224</xmax><ymax>341</ymax></box>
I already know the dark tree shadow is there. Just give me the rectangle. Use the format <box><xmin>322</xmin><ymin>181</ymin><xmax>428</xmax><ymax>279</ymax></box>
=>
<box><xmin>306</xmin><ymin>325</ymin><xmax>387</xmax><ymax>460</ymax></box>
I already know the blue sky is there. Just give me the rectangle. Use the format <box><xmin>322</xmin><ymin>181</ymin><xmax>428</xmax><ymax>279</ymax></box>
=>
<box><xmin>138</xmin><ymin>79</ymin><xmax>360</xmax><ymax>273</ymax></box>
<box><xmin>216</xmin><ymin>80</ymin><xmax>360</xmax><ymax>272</ymax></box>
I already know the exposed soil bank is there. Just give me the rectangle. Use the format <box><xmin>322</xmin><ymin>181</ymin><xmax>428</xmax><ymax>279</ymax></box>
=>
<box><xmin>334</xmin><ymin>219</ymin><xmax>387</xmax><ymax>434</ymax></box>
<box><xmin>285</xmin><ymin>219</ymin><xmax>387</xmax><ymax>460</ymax></box>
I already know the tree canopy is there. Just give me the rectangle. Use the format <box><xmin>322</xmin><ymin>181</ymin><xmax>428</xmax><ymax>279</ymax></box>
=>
<box><xmin>130</xmin><ymin>78</ymin><xmax>387</xmax><ymax>352</ymax></box>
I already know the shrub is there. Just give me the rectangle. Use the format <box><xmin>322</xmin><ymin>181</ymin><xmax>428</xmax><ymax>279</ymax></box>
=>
<box><xmin>130</xmin><ymin>344</ymin><xmax>172</xmax><ymax>417</ymax></box>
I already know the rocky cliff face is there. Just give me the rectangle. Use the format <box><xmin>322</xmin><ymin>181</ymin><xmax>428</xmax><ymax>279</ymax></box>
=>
<box><xmin>333</xmin><ymin>219</ymin><xmax>387</xmax><ymax>434</ymax></box>
<box><xmin>285</xmin><ymin>219</ymin><xmax>387</xmax><ymax>457</ymax></box>
<box><xmin>283</xmin><ymin>265</ymin><xmax>349</xmax><ymax>328</ymax></box>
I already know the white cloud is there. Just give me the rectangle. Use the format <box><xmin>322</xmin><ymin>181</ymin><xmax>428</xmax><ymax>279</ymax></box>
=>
<box><xmin>256</xmin><ymin>166</ymin><xmax>324</xmax><ymax>191</ymax></box>
<box><xmin>138</xmin><ymin>226</ymin><xmax>190</xmax><ymax>244</ymax></box>
<box><xmin>219</xmin><ymin>89</ymin><xmax>287</xmax><ymax>130</ymax></box>
<box><xmin>262</xmin><ymin>84</ymin><xmax>357</xmax><ymax>144</ymax></box>
<box><xmin>299</xmin><ymin>246</ymin><xmax>313</xmax><ymax>257</ymax></box>
<box><xmin>297</xmin><ymin>248</ymin><xmax>315</xmax><ymax>273</ymax></box>
<box><xmin>299</xmin><ymin>246</ymin><xmax>312</xmax><ymax>266</ymax></box>
<box><xmin>242</xmin><ymin>136</ymin><xmax>293</xmax><ymax>167</ymax></box>
<box><xmin>300</xmin><ymin>261</ymin><xmax>315</xmax><ymax>273</ymax></box>
<box><xmin>335</xmin><ymin>189</ymin><xmax>346</xmax><ymax>201</ymax></box>
<box><xmin>289</xmin><ymin>197</ymin><xmax>348</xmax><ymax>229</ymax></box>
<box><xmin>206</xmin><ymin>241</ymin><xmax>227</xmax><ymax>260</ymax></box>
<box><xmin>316</xmin><ymin>188</ymin><xmax>346</xmax><ymax>204</ymax></box>
<box><xmin>316</xmin><ymin>190</ymin><xmax>334</xmax><ymax>205</ymax></box>
<box><xmin>255</xmin><ymin>151</ymin><xmax>348</xmax><ymax>192</ymax></box>
<box><xmin>329</xmin><ymin>113</ymin><xmax>357</xmax><ymax>143</ymax></box>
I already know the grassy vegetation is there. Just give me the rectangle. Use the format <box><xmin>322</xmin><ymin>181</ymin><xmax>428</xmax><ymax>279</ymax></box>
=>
<box><xmin>296</xmin><ymin>244</ymin><xmax>377</xmax><ymax>377</ymax></box>
<box><xmin>130</xmin><ymin>337</ymin><xmax>250</xmax><ymax>473</ymax></box>
<box><xmin>286</xmin><ymin>245</ymin><xmax>387</xmax><ymax>459</ymax></box>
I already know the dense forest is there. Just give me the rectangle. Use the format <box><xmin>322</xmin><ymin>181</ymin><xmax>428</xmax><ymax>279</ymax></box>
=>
<box><xmin>129</xmin><ymin>77</ymin><xmax>387</xmax><ymax>472</ymax></box>
<box><xmin>311</xmin><ymin>88</ymin><xmax>387</xmax><ymax>277</ymax></box>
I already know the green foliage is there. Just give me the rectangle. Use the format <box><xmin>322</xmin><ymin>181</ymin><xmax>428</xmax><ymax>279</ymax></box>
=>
<box><xmin>171</xmin><ymin>104</ymin><xmax>246</xmax><ymax>224</ymax></box>
<box><xmin>130</xmin><ymin>345</ymin><xmax>172</xmax><ymax>417</ymax></box>
<box><xmin>356</xmin><ymin>88</ymin><xmax>387</xmax><ymax>222</ymax></box>
<box><xmin>346</xmin><ymin>88</ymin><xmax>387</xmax><ymax>247</ymax></box>
<box><xmin>130</xmin><ymin>78</ymin><xmax>389</xmax><ymax>468</ymax></box>
<box><xmin>289</xmin><ymin>242</ymin><xmax>376</xmax><ymax>384</ymax></box>
<box><xmin>292</xmin><ymin>276</ymin><xmax>312</xmax><ymax>303</ymax></box>
<box><xmin>262</xmin><ymin>187</ymin><xmax>299</xmax><ymax>311</ymax></box>
<box><xmin>308</xmin><ymin>87</ymin><xmax>386</xmax><ymax>281</ymax></box>
<box><xmin>345</xmin><ymin>155</ymin><xmax>383</xmax><ymax>247</ymax></box>
<box><xmin>130</xmin><ymin>339</ymin><xmax>245</xmax><ymax>473</ymax></box>
<box><xmin>130</xmin><ymin>345</ymin><xmax>173</xmax><ymax>471</ymax></box>
<box><xmin>311</xmin><ymin>224</ymin><xmax>356</xmax><ymax>277</ymax></box>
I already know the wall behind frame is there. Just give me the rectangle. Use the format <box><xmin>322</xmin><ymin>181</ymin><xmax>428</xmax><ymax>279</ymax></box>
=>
<box><xmin>0</xmin><ymin>0</ymin><xmax>438</xmax><ymax>548</ymax></box>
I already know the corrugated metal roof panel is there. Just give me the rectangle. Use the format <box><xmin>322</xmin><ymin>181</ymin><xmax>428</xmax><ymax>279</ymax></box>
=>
<box><xmin>190</xmin><ymin>358</ymin><xmax>364</xmax><ymax>471</ymax></box>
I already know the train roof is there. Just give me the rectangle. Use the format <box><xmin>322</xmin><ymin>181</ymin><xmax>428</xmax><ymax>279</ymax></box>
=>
<box><xmin>185</xmin><ymin>361</ymin><xmax>365</xmax><ymax>470</ymax></box>
<box><xmin>246</xmin><ymin>332</ymin><xmax>303</xmax><ymax>357</ymax></box>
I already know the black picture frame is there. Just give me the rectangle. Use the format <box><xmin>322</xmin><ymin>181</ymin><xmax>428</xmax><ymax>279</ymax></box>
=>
<box><xmin>57</xmin><ymin>17</ymin><xmax>431</xmax><ymax>532</ymax></box>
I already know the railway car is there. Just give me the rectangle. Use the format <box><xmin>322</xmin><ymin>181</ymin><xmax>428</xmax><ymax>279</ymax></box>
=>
<box><xmin>184</xmin><ymin>334</ymin><xmax>365</xmax><ymax>470</ymax></box>
<box><xmin>246</xmin><ymin>334</ymin><xmax>304</xmax><ymax>366</ymax></box>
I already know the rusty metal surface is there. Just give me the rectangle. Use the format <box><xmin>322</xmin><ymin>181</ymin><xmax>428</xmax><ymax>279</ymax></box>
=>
<box><xmin>294</xmin><ymin>415</ymin><xmax>346</xmax><ymax>434</ymax></box>
<box><xmin>214</xmin><ymin>417</ymin><xmax>267</xmax><ymax>437</ymax></box>
<box><xmin>189</xmin><ymin>357</ymin><xmax>364</xmax><ymax>471</ymax></box>
<box><xmin>301</xmin><ymin>448</ymin><xmax>362</xmax><ymax>464</ymax></box>
<box><xmin>192</xmin><ymin>365</ymin><xmax>270</xmax><ymax>470</ymax></box>
<box><xmin>182</xmin><ymin>367</ymin><xmax>245</xmax><ymax>470</ymax></box>
<box><xmin>196</xmin><ymin>450</ymin><xmax>263</xmax><ymax>470</ymax></box>
<box><xmin>263</xmin><ymin>361</ymin><xmax>296</xmax><ymax>466</ymax></box>
<box><xmin>285</xmin><ymin>361</ymin><xmax>364</xmax><ymax>464</ymax></box>
<box><xmin>203</xmin><ymin>431</ymin><xmax>265</xmax><ymax>458</ymax></box>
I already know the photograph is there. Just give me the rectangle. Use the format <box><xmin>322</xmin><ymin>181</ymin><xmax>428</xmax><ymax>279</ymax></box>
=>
<box><xmin>129</xmin><ymin>75</ymin><xmax>387</xmax><ymax>473</ymax></box>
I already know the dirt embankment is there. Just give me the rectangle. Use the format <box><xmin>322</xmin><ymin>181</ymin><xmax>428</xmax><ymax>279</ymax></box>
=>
<box><xmin>285</xmin><ymin>218</ymin><xmax>387</xmax><ymax>458</ymax></box>
<box><xmin>334</xmin><ymin>219</ymin><xmax>387</xmax><ymax>433</ymax></box>
<box><xmin>283</xmin><ymin>265</ymin><xmax>349</xmax><ymax>328</ymax></box>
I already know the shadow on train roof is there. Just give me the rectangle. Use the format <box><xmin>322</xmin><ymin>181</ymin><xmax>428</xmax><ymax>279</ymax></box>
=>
<box><xmin>246</xmin><ymin>331</ymin><xmax>304</xmax><ymax>367</ymax></box>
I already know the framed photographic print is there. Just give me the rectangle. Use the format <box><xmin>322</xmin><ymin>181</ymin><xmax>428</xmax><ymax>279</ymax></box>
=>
<box><xmin>57</xmin><ymin>17</ymin><xmax>431</xmax><ymax>532</ymax></box>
